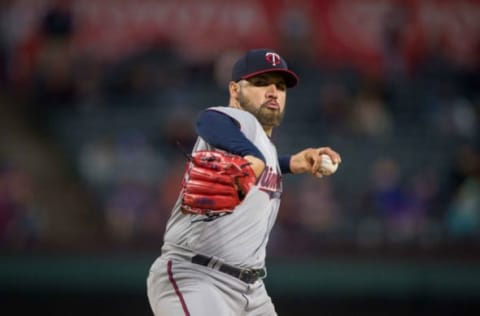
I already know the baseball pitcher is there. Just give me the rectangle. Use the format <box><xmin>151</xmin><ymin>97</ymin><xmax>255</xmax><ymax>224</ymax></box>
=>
<box><xmin>147</xmin><ymin>49</ymin><xmax>342</xmax><ymax>316</ymax></box>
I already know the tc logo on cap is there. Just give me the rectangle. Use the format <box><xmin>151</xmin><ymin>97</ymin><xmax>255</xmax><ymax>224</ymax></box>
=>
<box><xmin>265</xmin><ymin>52</ymin><xmax>281</xmax><ymax>66</ymax></box>
<box><xmin>231</xmin><ymin>48</ymin><xmax>299</xmax><ymax>87</ymax></box>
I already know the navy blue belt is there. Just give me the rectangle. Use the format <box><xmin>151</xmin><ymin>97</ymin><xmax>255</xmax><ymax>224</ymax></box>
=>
<box><xmin>191</xmin><ymin>254</ymin><xmax>266</xmax><ymax>284</ymax></box>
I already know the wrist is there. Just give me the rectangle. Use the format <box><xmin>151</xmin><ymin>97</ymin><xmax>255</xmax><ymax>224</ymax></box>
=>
<box><xmin>290</xmin><ymin>148</ymin><xmax>312</xmax><ymax>174</ymax></box>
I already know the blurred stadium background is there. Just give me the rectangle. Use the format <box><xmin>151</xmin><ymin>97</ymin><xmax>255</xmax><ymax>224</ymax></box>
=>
<box><xmin>0</xmin><ymin>0</ymin><xmax>479</xmax><ymax>315</ymax></box>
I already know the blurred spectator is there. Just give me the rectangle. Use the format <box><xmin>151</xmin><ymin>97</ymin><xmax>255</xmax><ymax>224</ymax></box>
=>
<box><xmin>277</xmin><ymin>0</ymin><xmax>317</xmax><ymax>67</ymax></box>
<box><xmin>269</xmin><ymin>182</ymin><xmax>316</xmax><ymax>256</ymax></box>
<box><xmin>78</xmin><ymin>129</ymin><xmax>166</xmax><ymax>195</ymax></box>
<box><xmin>0</xmin><ymin>161</ymin><xmax>44</xmax><ymax>250</ymax></box>
<box><xmin>405</xmin><ymin>167</ymin><xmax>440</xmax><ymax>220</ymax></box>
<box><xmin>104</xmin><ymin>179</ymin><xmax>157</xmax><ymax>243</ymax></box>
<box><xmin>77</xmin><ymin>133</ymin><xmax>117</xmax><ymax>195</ymax></box>
<box><xmin>445</xmin><ymin>177</ymin><xmax>480</xmax><ymax>241</ymax></box>
<box><xmin>0</xmin><ymin>0</ymin><xmax>22</xmax><ymax>92</ymax></box>
<box><xmin>369</xmin><ymin>157</ymin><xmax>405</xmax><ymax>215</ymax></box>
<box><xmin>297</xmin><ymin>176</ymin><xmax>341</xmax><ymax>234</ymax></box>
<box><xmin>380</xmin><ymin>2</ymin><xmax>416</xmax><ymax>80</ymax></box>
<box><xmin>160</xmin><ymin>109</ymin><xmax>197</xmax><ymax>157</ymax></box>
<box><xmin>155</xmin><ymin>160</ymin><xmax>186</xmax><ymax>220</ymax></box>
<box><xmin>402</xmin><ymin>166</ymin><xmax>442</xmax><ymax>245</ymax></box>
<box><xmin>139</xmin><ymin>162</ymin><xmax>188</xmax><ymax>245</ymax></box>
<box><xmin>213</xmin><ymin>50</ymin><xmax>243</xmax><ymax>90</ymax></box>
<box><xmin>444</xmin><ymin>143</ymin><xmax>480</xmax><ymax>240</ymax></box>
<box><xmin>102</xmin><ymin>39</ymin><xmax>187</xmax><ymax>102</ymax></box>
<box><xmin>362</xmin><ymin>157</ymin><xmax>415</xmax><ymax>243</ymax></box>
<box><xmin>0</xmin><ymin>0</ymin><xmax>10</xmax><ymax>89</ymax></box>
<box><xmin>313</xmin><ymin>81</ymin><xmax>352</xmax><ymax>135</ymax></box>
<box><xmin>436</xmin><ymin>97</ymin><xmax>478</xmax><ymax>140</ymax></box>
<box><xmin>78</xmin><ymin>129</ymin><xmax>167</xmax><ymax>243</ymax></box>
<box><xmin>72</xmin><ymin>56</ymin><xmax>106</xmax><ymax>109</ymax></box>
<box><xmin>30</xmin><ymin>1</ymin><xmax>76</xmax><ymax>110</ymax></box>
<box><xmin>450</xmin><ymin>98</ymin><xmax>478</xmax><ymax>140</ymax></box>
<box><xmin>348</xmin><ymin>79</ymin><xmax>393</xmax><ymax>140</ymax></box>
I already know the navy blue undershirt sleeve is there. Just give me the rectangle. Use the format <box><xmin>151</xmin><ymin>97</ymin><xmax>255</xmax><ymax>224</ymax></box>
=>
<box><xmin>196</xmin><ymin>109</ymin><xmax>266</xmax><ymax>162</ymax></box>
<box><xmin>279</xmin><ymin>155</ymin><xmax>292</xmax><ymax>174</ymax></box>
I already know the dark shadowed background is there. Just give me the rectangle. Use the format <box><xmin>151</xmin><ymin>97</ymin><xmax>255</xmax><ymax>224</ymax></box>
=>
<box><xmin>1</xmin><ymin>0</ymin><xmax>479</xmax><ymax>315</ymax></box>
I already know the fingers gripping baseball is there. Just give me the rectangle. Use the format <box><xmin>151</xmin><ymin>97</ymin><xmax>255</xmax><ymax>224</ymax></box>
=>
<box><xmin>181</xmin><ymin>150</ymin><xmax>256</xmax><ymax>216</ymax></box>
<box><xmin>310</xmin><ymin>147</ymin><xmax>341</xmax><ymax>177</ymax></box>
<box><xmin>290</xmin><ymin>147</ymin><xmax>341</xmax><ymax>177</ymax></box>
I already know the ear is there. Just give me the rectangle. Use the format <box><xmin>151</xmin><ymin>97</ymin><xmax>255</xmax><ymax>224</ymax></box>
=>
<box><xmin>229</xmin><ymin>81</ymin><xmax>239</xmax><ymax>96</ymax></box>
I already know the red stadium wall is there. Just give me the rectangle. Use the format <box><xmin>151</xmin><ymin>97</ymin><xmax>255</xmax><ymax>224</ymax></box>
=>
<box><xmin>7</xmin><ymin>0</ymin><xmax>480</xmax><ymax>76</ymax></box>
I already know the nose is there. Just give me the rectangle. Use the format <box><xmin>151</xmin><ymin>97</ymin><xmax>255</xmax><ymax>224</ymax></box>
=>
<box><xmin>265</xmin><ymin>84</ymin><xmax>278</xmax><ymax>98</ymax></box>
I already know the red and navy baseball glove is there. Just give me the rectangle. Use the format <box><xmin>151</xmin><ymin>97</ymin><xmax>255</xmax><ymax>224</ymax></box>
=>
<box><xmin>181</xmin><ymin>150</ymin><xmax>256</xmax><ymax>217</ymax></box>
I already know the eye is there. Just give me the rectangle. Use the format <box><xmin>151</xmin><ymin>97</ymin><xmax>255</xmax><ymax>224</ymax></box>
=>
<box><xmin>249</xmin><ymin>77</ymin><xmax>286</xmax><ymax>90</ymax></box>
<box><xmin>276</xmin><ymin>82</ymin><xmax>287</xmax><ymax>91</ymax></box>
<box><xmin>250</xmin><ymin>78</ymin><xmax>268</xmax><ymax>86</ymax></box>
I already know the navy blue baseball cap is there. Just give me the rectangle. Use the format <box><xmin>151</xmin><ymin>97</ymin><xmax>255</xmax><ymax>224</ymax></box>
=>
<box><xmin>232</xmin><ymin>49</ymin><xmax>299</xmax><ymax>88</ymax></box>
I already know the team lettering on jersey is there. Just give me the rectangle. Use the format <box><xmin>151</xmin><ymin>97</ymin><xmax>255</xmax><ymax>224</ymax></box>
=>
<box><xmin>257</xmin><ymin>166</ymin><xmax>282</xmax><ymax>199</ymax></box>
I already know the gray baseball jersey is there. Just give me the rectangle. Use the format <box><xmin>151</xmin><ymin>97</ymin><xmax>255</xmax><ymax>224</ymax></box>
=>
<box><xmin>147</xmin><ymin>106</ymin><xmax>282</xmax><ymax>315</ymax></box>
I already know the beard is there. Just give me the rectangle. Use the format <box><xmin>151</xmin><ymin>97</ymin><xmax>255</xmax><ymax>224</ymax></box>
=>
<box><xmin>238</xmin><ymin>94</ymin><xmax>285</xmax><ymax>128</ymax></box>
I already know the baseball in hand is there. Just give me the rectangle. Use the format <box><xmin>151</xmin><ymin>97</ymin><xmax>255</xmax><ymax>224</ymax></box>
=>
<box><xmin>319</xmin><ymin>154</ymin><xmax>339</xmax><ymax>175</ymax></box>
